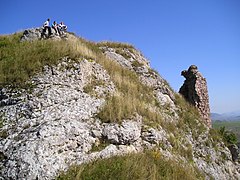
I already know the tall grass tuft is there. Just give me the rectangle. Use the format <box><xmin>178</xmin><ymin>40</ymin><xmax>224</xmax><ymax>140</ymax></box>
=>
<box><xmin>96</xmin><ymin>41</ymin><xmax>135</xmax><ymax>49</ymax></box>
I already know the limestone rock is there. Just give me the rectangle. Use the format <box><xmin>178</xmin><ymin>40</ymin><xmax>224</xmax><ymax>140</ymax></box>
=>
<box><xmin>142</xmin><ymin>127</ymin><xmax>171</xmax><ymax>150</ymax></box>
<box><xmin>20</xmin><ymin>28</ymin><xmax>43</xmax><ymax>41</ymax></box>
<box><xmin>20</xmin><ymin>27</ymin><xmax>65</xmax><ymax>42</ymax></box>
<box><xmin>179</xmin><ymin>65</ymin><xmax>211</xmax><ymax>127</ymax></box>
<box><xmin>0</xmin><ymin>57</ymin><xmax>115</xmax><ymax>179</ymax></box>
<box><xmin>102</xmin><ymin>117</ymin><xmax>142</xmax><ymax>145</ymax></box>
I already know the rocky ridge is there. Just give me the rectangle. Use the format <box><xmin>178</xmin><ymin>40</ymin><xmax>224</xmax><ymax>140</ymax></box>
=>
<box><xmin>0</xmin><ymin>29</ymin><xmax>239</xmax><ymax>179</ymax></box>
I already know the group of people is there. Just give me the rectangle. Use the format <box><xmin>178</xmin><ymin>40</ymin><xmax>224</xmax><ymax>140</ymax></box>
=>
<box><xmin>42</xmin><ymin>18</ymin><xmax>67</xmax><ymax>37</ymax></box>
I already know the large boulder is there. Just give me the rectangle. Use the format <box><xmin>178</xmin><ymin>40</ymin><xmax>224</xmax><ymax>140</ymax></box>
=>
<box><xmin>20</xmin><ymin>27</ymin><xmax>64</xmax><ymax>42</ymax></box>
<box><xmin>20</xmin><ymin>27</ymin><xmax>43</xmax><ymax>41</ymax></box>
<box><xmin>102</xmin><ymin>117</ymin><xmax>142</xmax><ymax>145</ymax></box>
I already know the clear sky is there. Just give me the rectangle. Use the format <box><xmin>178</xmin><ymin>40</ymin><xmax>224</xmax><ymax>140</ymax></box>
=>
<box><xmin>1</xmin><ymin>0</ymin><xmax>240</xmax><ymax>113</ymax></box>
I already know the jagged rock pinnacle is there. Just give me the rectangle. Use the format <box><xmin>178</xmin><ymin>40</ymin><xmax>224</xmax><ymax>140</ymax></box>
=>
<box><xmin>179</xmin><ymin>65</ymin><xmax>211</xmax><ymax>127</ymax></box>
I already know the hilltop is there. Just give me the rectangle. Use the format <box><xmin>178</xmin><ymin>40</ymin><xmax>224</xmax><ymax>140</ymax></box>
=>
<box><xmin>0</xmin><ymin>29</ymin><xmax>239</xmax><ymax>179</ymax></box>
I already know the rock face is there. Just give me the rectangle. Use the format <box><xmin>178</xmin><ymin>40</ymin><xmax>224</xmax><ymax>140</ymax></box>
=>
<box><xmin>0</xmin><ymin>58</ymin><xmax>112</xmax><ymax>179</ymax></box>
<box><xmin>179</xmin><ymin>65</ymin><xmax>211</xmax><ymax>127</ymax></box>
<box><xmin>0</xmin><ymin>56</ymin><xmax>171</xmax><ymax>179</ymax></box>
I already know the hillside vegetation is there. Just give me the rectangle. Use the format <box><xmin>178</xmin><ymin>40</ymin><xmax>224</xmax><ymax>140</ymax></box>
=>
<box><xmin>0</xmin><ymin>31</ymin><xmax>239</xmax><ymax>179</ymax></box>
<box><xmin>213</xmin><ymin>120</ymin><xmax>240</xmax><ymax>143</ymax></box>
<box><xmin>0</xmin><ymin>33</ymin><xmax>163</xmax><ymax>125</ymax></box>
<box><xmin>0</xmin><ymin>32</ymin><xmax>204</xmax><ymax>137</ymax></box>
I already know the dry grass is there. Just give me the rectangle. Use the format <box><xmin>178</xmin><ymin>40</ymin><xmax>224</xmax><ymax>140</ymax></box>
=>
<box><xmin>96</xmin><ymin>41</ymin><xmax>135</xmax><ymax>49</ymax></box>
<box><xmin>78</xmin><ymin>40</ymin><xmax>163</xmax><ymax>124</ymax></box>
<box><xmin>0</xmin><ymin>33</ymin><xmax>94</xmax><ymax>86</ymax></box>
<box><xmin>57</xmin><ymin>150</ymin><xmax>204</xmax><ymax>180</ymax></box>
<box><xmin>95</xmin><ymin>55</ymin><xmax>162</xmax><ymax>124</ymax></box>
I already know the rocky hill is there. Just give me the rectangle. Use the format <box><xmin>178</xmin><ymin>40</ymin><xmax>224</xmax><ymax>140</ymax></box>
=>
<box><xmin>0</xmin><ymin>29</ymin><xmax>239</xmax><ymax>179</ymax></box>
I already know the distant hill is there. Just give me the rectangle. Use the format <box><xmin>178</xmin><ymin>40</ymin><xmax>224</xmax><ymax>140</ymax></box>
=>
<box><xmin>211</xmin><ymin>111</ymin><xmax>240</xmax><ymax>121</ymax></box>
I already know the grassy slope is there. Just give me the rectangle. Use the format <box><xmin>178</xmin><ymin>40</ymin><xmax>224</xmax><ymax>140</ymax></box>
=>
<box><xmin>0</xmin><ymin>33</ymin><xmax>93</xmax><ymax>86</ymax></box>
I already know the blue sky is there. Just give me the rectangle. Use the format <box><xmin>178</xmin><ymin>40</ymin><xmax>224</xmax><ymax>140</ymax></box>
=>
<box><xmin>1</xmin><ymin>0</ymin><xmax>240</xmax><ymax>113</ymax></box>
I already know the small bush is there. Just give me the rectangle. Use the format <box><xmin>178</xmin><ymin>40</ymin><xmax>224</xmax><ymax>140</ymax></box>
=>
<box><xmin>219</xmin><ymin>126</ymin><xmax>238</xmax><ymax>145</ymax></box>
<box><xmin>209</xmin><ymin>128</ymin><xmax>221</xmax><ymax>141</ymax></box>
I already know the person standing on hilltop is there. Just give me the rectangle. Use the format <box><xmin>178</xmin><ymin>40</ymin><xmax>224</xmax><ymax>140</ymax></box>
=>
<box><xmin>42</xmin><ymin>18</ymin><xmax>52</xmax><ymax>37</ymax></box>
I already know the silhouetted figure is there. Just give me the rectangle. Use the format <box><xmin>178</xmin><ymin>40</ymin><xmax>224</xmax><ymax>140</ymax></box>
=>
<box><xmin>52</xmin><ymin>21</ymin><xmax>60</xmax><ymax>35</ymax></box>
<box><xmin>42</xmin><ymin>18</ymin><xmax>52</xmax><ymax>37</ymax></box>
<box><xmin>58</xmin><ymin>22</ymin><xmax>67</xmax><ymax>35</ymax></box>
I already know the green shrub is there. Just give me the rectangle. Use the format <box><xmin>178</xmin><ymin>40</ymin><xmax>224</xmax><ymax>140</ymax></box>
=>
<box><xmin>219</xmin><ymin>126</ymin><xmax>238</xmax><ymax>145</ymax></box>
<box><xmin>209</xmin><ymin>126</ymin><xmax>238</xmax><ymax>149</ymax></box>
<box><xmin>209</xmin><ymin>128</ymin><xmax>222</xmax><ymax>147</ymax></box>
